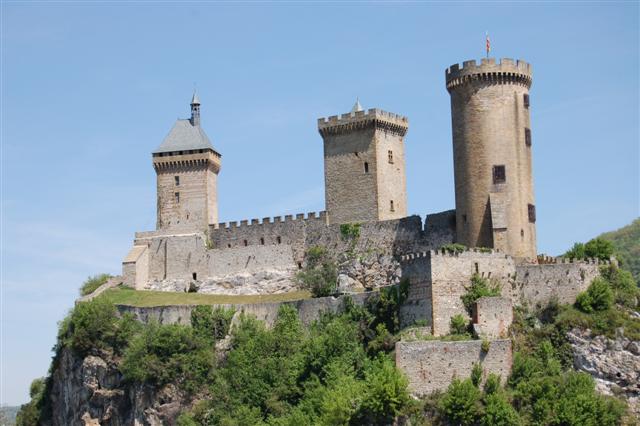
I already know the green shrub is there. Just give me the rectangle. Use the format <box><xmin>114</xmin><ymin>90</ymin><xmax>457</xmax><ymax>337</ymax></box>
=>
<box><xmin>471</xmin><ymin>363</ymin><xmax>483</xmax><ymax>387</ymax></box>
<box><xmin>120</xmin><ymin>322</ymin><xmax>215</xmax><ymax>393</ymax></box>
<box><xmin>450</xmin><ymin>314</ymin><xmax>468</xmax><ymax>335</ymax></box>
<box><xmin>62</xmin><ymin>298</ymin><xmax>137</xmax><ymax>356</ymax></box>
<box><xmin>191</xmin><ymin>305</ymin><xmax>235</xmax><ymax>341</ymax></box>
<box><xmin>481</xmin><ymin>392</ymin><xmax>520</xmax><ymax>426</ymax></box>
<box><xmin>441</xmin><ymin>243</ymin><xmax>467</xmax><ymax>254</ymax></box>
<box><xmin>339</xmin><ymin>223</ymin><xmax>361</xmax><ymax>240</ymax></box>
<box><xmin>439</xmin><ymin>378</ymin><xmax>483</xmax><ymax>426</ymax></box>
<box><xmin>15</xmin><ymin>378</ymin><xmax>47</xmax><ymax>426</ymax></box>
<box><xmin>481</xmin><ymin>338</ymin><xmax>491</xmax><ymax>353</ymax></box>
<box><xmin>79</xmin><ymin>273</ymin><xmax>111</xmax><ymax>296</ymax></box>
<box><xmin>483</xmin><ymin>373</ymin><xmax>501</xmax><ymax>395</ymax></box>
<box><xmin>461</xmin><ymin>274</ymin><xmax>501</xmax><ymax>313</ymax></box>
<box><xmin>296</xmin><ymin>246</ymin><xmax>337</xmax><ymax>297</ymax></box>
<box><xmin>601</xmin><ymin>264</ymin><xmax>639</xmax><ymax>307</ymax></box>
<box><xmin>565</xmin><ymin>238</ymin><xmax>615</xmax><ymax>262</ymax></box>
<box><xmin>575</xmin><ymin>278</ymin><xmax>613</xmax><ymax>313</ymax></box>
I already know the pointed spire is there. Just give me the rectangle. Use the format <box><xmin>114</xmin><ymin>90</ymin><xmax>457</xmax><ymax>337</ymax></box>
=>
<box><xmin>191</xmin><ymin>90</ymin><xmax>201</xmax><ymax>105</ymax></box>
<box><xmin>190</xmin><ymin>90</ymin><xmax>201</xmax><ymax>126</ymax></box>
<box><xmin>351</xmin><ymin>97</ymin><xmax>363</xmax><ymax>113</ymax></box>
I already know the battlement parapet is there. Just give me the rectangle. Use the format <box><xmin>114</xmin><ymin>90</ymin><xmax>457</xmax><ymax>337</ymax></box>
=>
<box><xmin>446</xmin><ymin>58</ymin><xmax>532</xmax><ymax>92</ymax></box>
<box><xmin>535</xmin><ymin>254</ymin><xmax>612</xmax><ymax>266</ymax></box>
<box><xmin>399</xmin><ymin>247</ymin><xmax>509</xmax><ymax>262</ymax></box>
<box><xmin>213</xmin><ymin>211</ymin><xmax>328</xmax><ymax>230</ymax></box>
<box><xmin>317</xmin><ymin>108</ymin><xmax>408</xmax><ymax>137</ymax></box>
<box><xmin>152</xmin><ymin>150</ymin><xmax>221</xmax><ymax>173</ymax></box>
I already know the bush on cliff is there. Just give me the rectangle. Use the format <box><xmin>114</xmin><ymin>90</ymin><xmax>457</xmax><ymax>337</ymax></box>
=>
<box><xmin>79</xmin><ymin>273</ymin><xmax>112</xmax><ymax>296</ymax></box>
<box><xmin>15</xmin><ymin>378</ymin><xmax>46</xmax><ymax>426</ymax></box>
<box><xmin>575</xmin><ymin>278</ymin><xmax>613</xmax><ymax>313</ymax></box>
<box><xmin>564</xmin><ymin>237</ymin><xmax>615</xmax><ymax>262</ymax></box>
<box><xmin>296</xmin><ymin>246</ymin><xmax>337</xmax><ymax>297</ymax></box>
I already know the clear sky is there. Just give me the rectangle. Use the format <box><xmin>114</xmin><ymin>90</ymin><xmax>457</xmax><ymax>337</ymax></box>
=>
<box><xmin>1</xmin><ymin>2</ymin><xmax>638</xmax><ymax>406</ymax></box>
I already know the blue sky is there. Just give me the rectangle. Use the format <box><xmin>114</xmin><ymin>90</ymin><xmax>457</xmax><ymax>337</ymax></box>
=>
<box><xmin>1</xmin><ymin>2</ymin><xmax>638</xmax><ymax>406</ymax></box>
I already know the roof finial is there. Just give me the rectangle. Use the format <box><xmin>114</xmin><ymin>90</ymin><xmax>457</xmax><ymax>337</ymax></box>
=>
<box><xmin>351</xmin><ymin>97</ymin><xmax>363</xmax><ymax>113</ymax></box>
<box><xmin>190</xmin><ymin>88</ymin><xmax>201</xmax><ymax>126</ymax></box>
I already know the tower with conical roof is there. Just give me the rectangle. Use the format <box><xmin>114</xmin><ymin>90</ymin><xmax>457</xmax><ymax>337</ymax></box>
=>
<box><xmin>152</xmin><ymin>93</ymin><xmax>221</xmax><ymax>232</ymax></box>
<box><xmin>318</xmin><ymin>100</ymin><xmax>408</xmax><ymax>224</ymax></box>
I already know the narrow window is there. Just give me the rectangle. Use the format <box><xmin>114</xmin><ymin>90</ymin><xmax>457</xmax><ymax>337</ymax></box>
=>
<box><xmin>390</xmin><ymin>200</ymin><xmax>395</xmax><ymax>212</ymax></box>
<box><xmin>388</xmin><ymin>150</ymin><xmax>394</xmax><ymax>164</ymax></box>
<box><xmin>525</xmin><ymin>128</ymin><xmax>532</xmax><ymax>147</ymax></box>
<box><xmin>174</xmin><ymin>192</ymin><xmax>180</xmax><ymax>203</ymax></box>
<box><xmin>521</xmin><ymin>229</ymin><xmax>525</xmax><ymax>238</ymax></box>
<box><xmin>276</xmin><ymin>236</ymin><xmax>281</xmax><ymax>244</ymax></box>
<box><xmin>227</xmin><ymin>244</ymin><xmax>231</xmax><ymax>248</ymax></box>
<box><xmin>297</xmin><ymin>262</ymin><xmax>302</xmax><ymax>269</ymax></box>
<box><xmin>462</xmin><ymin>214</ymin><xmax>467</xmax><ymax>224</ymax></box>
<box><xmin>528</xmin><ymin>204</ymin><xmax>536</xmax><ymax>223</ymax></box>
<box><xmin>364</xmin><ymin>162</ymin><xmax>369</xmax><ymax>173</ymax></box>
<box><xmin>523</xmin><ymin>93</ymin><xmax>530</xmax><ymax>108</ymax></box>
<box><xmin>174</xmin><ymin>175</ymin><xmax>180</xmax><ymax>186</ymax></box>
<box><xmin>492</xmin><ymin>165</ymin><xmax>506</xmax><ymax>184</ymax></box>
<box><xmin>260</xmin><ymin>237</ymin><xmax>265</xmax><ymax>245</ymax></box>
<box><xmin>192</xmin><ymin>272</ymin><xmax>197</xmax><ymax>280</ymax></box>
<box><xmin>474</xmin><ymin>263</ymin><xmax>479</xmax><ymax>273</ymax></box>
<box><xmin>243</xmin><ymin>239</ymin><xmax>248</xmax><ymax>246</ymax></box>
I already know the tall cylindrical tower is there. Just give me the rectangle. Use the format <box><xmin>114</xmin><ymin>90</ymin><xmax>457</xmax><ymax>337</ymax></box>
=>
<box><xmin>446</xmin><ymin>58</ymin><xmax>536</xmax><ymax>259</ymax></box>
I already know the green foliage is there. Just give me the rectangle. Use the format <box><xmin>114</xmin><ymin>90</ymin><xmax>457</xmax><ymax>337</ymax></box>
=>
<box><xmin>599</xmin><ymin>218</ymin><xmax>640</xmax><ymax>283</ymax></box>
<box><xmin>461</xmin><ymin>274</ymin><xmax>501</xmax><ymax>313</ymax></box>
<box><xmin>564</xmin><ymin>237</ymin><xmax>615</xmax><ymax>262</ymax></box>
<box><xmin>191</xmin><ymin>305</ymin><xmax>235</xmax><ymax>341</ymax></box>
<box><xmin>441</xmin><ymin>243</ymin><xmax>467</xmax><ymax>254</ymax></box>
<box><xmin>339</xmin><ymin>222</ymin><xmax>361</xmax><ymax>240</ymax></box>
<box><xmin>15</xmin><ymin>378</ymin><xmax>46</xmax><ymax>426</ymax></box>
<box><xmin>481</xmin><ymin>392</ymin><xmax>520</xmax><ymax>426</ymax></box>
<box><xmin>471</xmin><ymin>363</ymin><xmax>483</xmax><ymax>387</ymax></box>
<box><xmin>120</xmin><ymin>322</ymin><xmax>215</xmax><ymax>393</ymax></box>
<box><xmin>296</xmin><ymin>246</ymin><xmax>337</xmax><ymax>297</ymax></box>
<box><xmin>450</xmin><ymin>314</ymin><xmax>469</xmax><ymax>335</ymax></box>
<box><xmin>439</xmin><ymin>378</ymin><xmax>483</xmax><ymax>425</ymax></box>
<box><xmin>483</xmin><ymin>373</ymin><xmax>501</xmax><ymax>396</ymax></box>
<box><xmin>62</xmin><ymin>298</ymin><xmax>140</xmax><ymax>356</ymax></box>
<box><xmin>367</xmin><ymin>278</ymin><xmax>410</xmax><ymax>335</ymax></box>
<box><xmin>79</xmin><ymin>273</ymin><xmax>111</xmax><ymax>296</ymax></box>
<box><xmin>481</xmin><ymin>338</ymin><xmax>491</xmax><ymax>353</ymax></box>
<box><xmin>575</xmin><ymin>278</ymin><xmax>613</xmax><ymax>313</ymax></box>
<box><xmin>600</xmin><ymin>264</ymin><xmax>639</xmax><ymax>308</ymax></box>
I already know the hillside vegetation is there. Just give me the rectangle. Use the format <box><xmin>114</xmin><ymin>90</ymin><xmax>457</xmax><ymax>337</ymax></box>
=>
<box><xmin>599</xmin><ymin>218</ymin><xmax>640</xmax><ymax>283</ymax></box>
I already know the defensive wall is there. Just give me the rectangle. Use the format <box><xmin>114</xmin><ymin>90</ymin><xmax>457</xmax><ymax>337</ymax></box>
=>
<box><xmin>399</xmin><ymin>249</ymin><xmax>608</xmax><ymax>336</ymax></box>
<box><xmin>115</xmin><ymin>291</ymin><xmax>375</xmax><ymax>328</ymax></box>
<box><xmin>395</xmin><ymin>339</ymin><xmax>512</xmax><ymax>396</ymax></box>
<box><xmin>124</xmin><ymin>211</ymin><xmax>456</xmax><ymax>290</ymax></box>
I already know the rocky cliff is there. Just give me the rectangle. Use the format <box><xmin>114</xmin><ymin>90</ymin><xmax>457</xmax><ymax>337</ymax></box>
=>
<box><xmin>46</xmin><ymin>348</ymin><xmax>190</xmax><ymax>425</ymax></box>
<box><xmin>568</xmin><ymin>328</ymin><xmax>640</xmax><ymax>417</ymax></box>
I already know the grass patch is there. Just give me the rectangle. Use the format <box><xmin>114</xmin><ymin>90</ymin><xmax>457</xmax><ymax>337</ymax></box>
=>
<box><xmin>79</xmin><ymin>273</ymin><xmax>112</xmax><ymax>296</ymax></box>
<box><xmin>100</xmin><ymin>287</ymin><xmax>312</xmax><ymax>307</ymax></box>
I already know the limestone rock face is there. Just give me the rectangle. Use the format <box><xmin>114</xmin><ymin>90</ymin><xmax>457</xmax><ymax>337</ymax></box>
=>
<box><xmin>47</xmin><ymin>348</ymin><xmax>191</xmax><ymax>426</ymax></box>
<box><xmin>567</xmin><ymin>328</ymin><xmax>640</xmax><ymax>416</ymax></box>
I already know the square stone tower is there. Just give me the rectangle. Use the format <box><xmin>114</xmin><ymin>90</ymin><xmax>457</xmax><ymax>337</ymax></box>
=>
<box><xmin>318</xmin><ymin>103</ymin><xmax>408</xmax><ymax>224</ymax></box>
<box><xmin>153</xmin><ymin>93</ymin><xmax>221</xmax><ymax>232</ymax></box>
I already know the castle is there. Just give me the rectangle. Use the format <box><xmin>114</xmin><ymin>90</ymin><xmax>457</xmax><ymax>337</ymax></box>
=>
<box><xmin>117</xmin><ymin>57</ymin><xmax>609</xmax><ymax>396</ymax></box>
<box><xmin>123</xmin><ymin>57</ymin><xmax>537</xmax><ymax>290</ymax></box>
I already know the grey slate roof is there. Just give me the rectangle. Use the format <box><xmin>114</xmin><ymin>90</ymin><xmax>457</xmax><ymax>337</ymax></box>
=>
<box><xmin>153</xmin><ymin>119</ymin><xmax>217</xmax><ymax>154</ymax></box>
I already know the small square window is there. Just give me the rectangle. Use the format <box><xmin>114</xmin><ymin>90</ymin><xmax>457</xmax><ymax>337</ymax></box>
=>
<box><xmin>174</xmin><ymin>176</ymin><xmax>180</xmax><ymax>186</ymax></box>
<box><xmin>388</xmin><ymin>150</ymin><xmax>394</xmax><ymax>164</ymax></box>
<box><xmin>525</xmin><ymin>128</ymin><xmax>532</xmax><ymax>147</ymax></box>
<box><xmin>528</xmin><ymin>204</ymin><xmax>536</xmax><ymax>223</ymax></box>
<box><xmin>524</xmin><ymin>93</ymin><xmax>530</xmax><ymax>108</ymax></box>
<box><xmin>174</xmin><ymin>192</ymin><xmax>180</xmax><ymax>203</ymax></box>
<box><xmin>492</xmin><ymin>165</ymin><xmax>506</xmax><ymax>184</ymax></box>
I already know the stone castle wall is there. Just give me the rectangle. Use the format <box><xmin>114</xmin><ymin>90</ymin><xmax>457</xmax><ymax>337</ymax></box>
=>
<box><xmin>116</xmin><ymin>292</ymin><xmax>375</xmax><ymax>328</ymax></box>
<box><xmin>395</xmin><ymin>339</ymin><xmax>512</xmax><ymax>396</ymax></box>
<box><xmin>473</xmin><ymin>297</ymin><xmax>513</xmax><ymax>339</ymax></box>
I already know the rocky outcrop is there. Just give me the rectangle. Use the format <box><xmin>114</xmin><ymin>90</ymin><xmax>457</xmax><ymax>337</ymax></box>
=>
<box><xmin>567</xmin><ymin>328</ymin><xmax>640</xmax><ymax>416</ymax></box>
<box><xmin>46</xmin><ymin>348</ymin><xmax>191</xmax><ymax>426</ymax></box>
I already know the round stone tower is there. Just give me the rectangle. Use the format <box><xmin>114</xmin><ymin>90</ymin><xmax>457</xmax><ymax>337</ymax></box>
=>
<box><xmin>446</xmin><ymin>58</ymin><xmax>536</xmax><ymax>259</ymax></box>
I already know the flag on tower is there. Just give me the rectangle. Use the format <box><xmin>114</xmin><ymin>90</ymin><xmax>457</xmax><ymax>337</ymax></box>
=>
<box><xmin>486</xmin><ymin>32</ymin><xmax>491</xmax><ymax>57</ymax></box>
